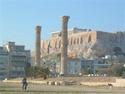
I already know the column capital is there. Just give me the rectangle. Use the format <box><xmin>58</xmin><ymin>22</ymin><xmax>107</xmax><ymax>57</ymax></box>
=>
<box><xmin>35</xmin><ymin>26</ymin><xmax>41</xmax><ymax>31</ymax></box>
<box><xmin>61</xmin><ymin>16</ymin><xmax>70</xmax><ymax>23</ymax></box>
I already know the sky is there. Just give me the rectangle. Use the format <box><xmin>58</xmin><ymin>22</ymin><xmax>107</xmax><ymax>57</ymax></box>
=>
<box><xmin>0</xmin><ymin>0</ymin><xmax>125</xmax><ymax>50</ymax></box>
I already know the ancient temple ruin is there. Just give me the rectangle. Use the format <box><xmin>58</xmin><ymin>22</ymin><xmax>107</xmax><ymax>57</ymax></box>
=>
<box><xmin>41</xmin><ymin>28</ymin><xmax>125</xmax><ymax>59</ymax></box>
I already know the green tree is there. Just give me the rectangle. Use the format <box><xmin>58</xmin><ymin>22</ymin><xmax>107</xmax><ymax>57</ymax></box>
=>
<box><xmin>110</xmin><ymin>63</ymin><xmax>125</xmax><ymax>76</ymax></box>
<box><xmin>113</xmin><ymin>47</ymin><xmax>122</xmax><ymax>55</ymax></box>
<box><xmin>25</xmin><ymin>66</ymin><xmax>50</xmax><ymax>79</ymax></box>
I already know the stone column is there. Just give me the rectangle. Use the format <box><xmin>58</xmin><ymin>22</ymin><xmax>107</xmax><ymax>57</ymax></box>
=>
<box><xmin>35</xmin><ymin>26</ymin><xmax>41</xmax><ymax>66</ymax></box>
<box><xmin>60</xmin><ymin>16</ymin><xmax>70</xmax><ymax>75</ymax></box>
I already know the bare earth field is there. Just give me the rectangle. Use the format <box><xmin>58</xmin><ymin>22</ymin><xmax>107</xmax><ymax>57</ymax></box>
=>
<box><xmin>0</xmin><ymin>81</ymin><xmax>125</xmax><ymax>94</ymax></box>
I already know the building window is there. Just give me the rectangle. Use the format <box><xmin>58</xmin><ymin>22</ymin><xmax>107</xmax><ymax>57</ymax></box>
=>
<box><xmin>59</xmin><ymin>40</ymin><xmax>61</xmax><ymax>48</ymax></box>
<box><xmin>70</xmin><ymin>38</ymin><xmax>73</xmax><ymax>45</ymax></box>
<box><xmin>80</xmin><ymin>37</ymin><xmax>83</xmax><ymax>44</ymax></box>
<box><xmin>74</xmin><ymin>38</ymin><xmax>76</xmax><ymax>45</ymax></box>
<box><xmin>88</xmin><ymin>35</ymin><xmax>91</xmax><ymax>43</ymax></box>
<box><xmin>55</xmin><ymin>41</ymin><xmax>57</xmax><ymax>49</ymax></box>
<box><xmin>77</xmin><ymin>38</ymin><xmax>79</xmax><ymax>44</ymax></box>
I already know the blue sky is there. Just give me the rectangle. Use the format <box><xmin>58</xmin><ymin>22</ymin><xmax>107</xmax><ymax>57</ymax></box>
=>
<box><xmin>0</xmin><ymin>0</ymin><xmax>125</xmax><ymax>50</ymax></box>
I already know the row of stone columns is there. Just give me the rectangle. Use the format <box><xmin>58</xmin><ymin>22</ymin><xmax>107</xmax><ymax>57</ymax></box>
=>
<box><xmin>35</xmin><ymin>16</ymin><xmax>70</xmax><ymax>76</ymax></box>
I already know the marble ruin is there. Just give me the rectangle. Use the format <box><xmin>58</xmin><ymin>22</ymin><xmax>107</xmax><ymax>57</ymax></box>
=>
<box><xmin>60</xmin><ymin>16</ymin><xmax>70</xmax><ymax>75</ymax></box>
<box><xmin>35</xmin><ymin>26</ymin><xmax>41</xmax><ymax>66</ymax></box>
<box><xmin>41</xmin><ymin>28</ymin><xmax>125</xmax><ymax>59</ymax></box>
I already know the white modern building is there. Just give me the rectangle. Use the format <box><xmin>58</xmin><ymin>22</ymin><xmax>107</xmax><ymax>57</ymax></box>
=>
<box><xmin>0</xmin><ymin>47</ymin><xmax>9</xmax><ymax>79</ymax></box>
<box><xmin>67</xmin><ymin>58</ymin><xmax>81</xmax><ymax>75</ymax></box>
<box><xmin>66</xmin><ymin>58</ymin><xmax>111</xmax><ymax>76</ymax></box>
<box><xmin>0</xmin><ymin>42</ymin><xmax>31</xmax><ymax>79</ymax></box>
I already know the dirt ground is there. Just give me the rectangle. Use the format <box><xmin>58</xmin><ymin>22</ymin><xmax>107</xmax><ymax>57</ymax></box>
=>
<box><xmin>0</xmin><ymin>81</ymin><xmax>125</xmax><ymax>94</ymax></box>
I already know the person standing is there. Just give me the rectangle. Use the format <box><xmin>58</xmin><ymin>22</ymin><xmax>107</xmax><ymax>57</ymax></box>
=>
<box><xmin>22</xmin><ymin>77</ymin><xmax>28</xmax><ymax>90</ymax></box>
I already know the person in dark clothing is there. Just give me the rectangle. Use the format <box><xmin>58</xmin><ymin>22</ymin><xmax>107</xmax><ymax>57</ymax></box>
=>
<box><xmin>22</xmin><ymin>77</ymin><xmax>28</xmax><ymax>90</ymax></box>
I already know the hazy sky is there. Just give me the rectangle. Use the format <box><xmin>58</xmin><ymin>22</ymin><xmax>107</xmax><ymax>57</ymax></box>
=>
<box><xmin>0</xmin><ymin>0</ymin><xmax>125</xmax><ymax>50</ymax></box>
